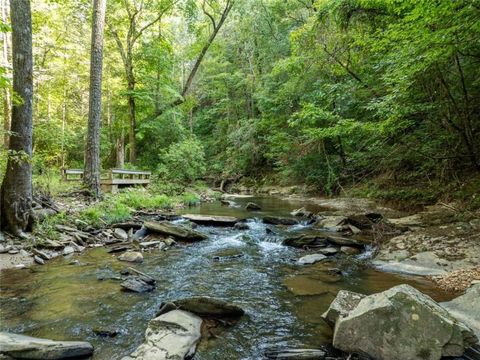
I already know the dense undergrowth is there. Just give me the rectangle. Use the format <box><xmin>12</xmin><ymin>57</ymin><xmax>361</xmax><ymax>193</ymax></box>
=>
<box><xmin>31</xmin><ymin>170</ymin><xmax>219</xmax><ymax>241</ymax></box>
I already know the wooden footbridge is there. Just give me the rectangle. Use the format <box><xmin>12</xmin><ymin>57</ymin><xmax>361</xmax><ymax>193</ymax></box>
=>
<box><xmin>62</xmin><ymin>168</ymin><xmax>151</xmax><ymax>193</ymax></box>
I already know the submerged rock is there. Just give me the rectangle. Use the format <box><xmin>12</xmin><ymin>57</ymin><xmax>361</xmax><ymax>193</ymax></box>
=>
<box><xmin>118</xmin><ymin>251</ymin><xmax>143</xmax><ymax>263</ymax></box>
<box><xmin>245</xmin><ymin>202</ymin><xmax>261</xmax><ymax>211</ymax></box>
<box><xmin>283</xmin><ymin>275</ymin><xmax>337</xmax><ymax>296</ymax></box>
<box><xmin>0</xmin><ymin>332</ymin><xmax>94</xmax><ymax>359</ymax></box>
<box><xmin>264</xmin><ymin>348</ymin><xmax>326</xmax><ymax>359</ymax></box>
<box><xmin>212</xmin><ymin>248</ymin><xmax>244</xmax><ymax>261</ymax></box>
<box><xmin>144</xmin><ymin>221</ymin><xmax>208</xmax><ymax>241</ymax></box>
<box><xmin>234</xmin><ymin>222</ymin><xmax>250</xmax><ymax>230</ymax></box>
<box><xmin>330</xmin><ymin>284</ymin><xmax>477</xmax><ymax>360</ymax></box>
<box><xmin>339</xmin><ymin>246</ymin><xmax>361</xmax><ymax>255</ymax></box>
<box><xmin>297</xmin><ymin>254</ymin><xmax>327</xmax><ymax>265</ymax></box>
<box><xmin>92</xmin><ymin>327</ymin><xmax>118</xmax><ymax>338</ymax></box>
<box><xmin>122</xmin><ymin>310</ymin><xmax>202</xmax><ymax>360</ymax></box>
<box><xmin>263</xmin><ymin>216</ymin><xmax>299</xmax><ymax>226</ymax></box>
<box><xmin>121</xmin><ymin>276</ymin><xmax>155</xmax><ymax>293</ymax></box>
<box><xmin>181</xmin><ymin>214</ymin><xmax>239</xmax><ymax>227</ymax></box>
<box><xmin>159</xmin><ymin>296</ymin><xmax>245</xmax><ymax>318</ymax></box>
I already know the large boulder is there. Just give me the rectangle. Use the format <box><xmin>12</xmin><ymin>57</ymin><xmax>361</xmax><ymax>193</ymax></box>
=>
<box><xmin>0</xmin><ymin>332</ymin><xmax>93</xmax><ymax>359</ymax></box>
<box><xmin>322</xmin><ymin>290</ymin><xmax>366</xmax><ymax>326</ymax></box>
<box><xmin>330</xmin><ymin>284</ymin><xmax>477</xmax><ymax>360</ymax></box>
<box><xmin>441</xmin><ymin>284</ymin><xmax>480</xmax><ymax>339</ymax></box>
<box><xmin>122</xmin><ymin>310</ymin><xmax>202</xmax><ymax>360</ymax></box>
<box><xmin>159</xmin><ymin>296</ymin><xmax>245</xmax><ymax>318</ymax></box>
<box><xmin>144</xmin><ymin>221</ymin><xmax>208</xmax><ymax>241</ymax></box>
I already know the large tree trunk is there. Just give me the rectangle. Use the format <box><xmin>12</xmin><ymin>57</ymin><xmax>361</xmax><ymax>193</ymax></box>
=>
<box><xmin>0</xmin><ymin>0</ymin><xmax>33</xmax><ymax>237</ymax></box>
<box><xmin>2</xmin><ymin>0</ymin><xmax>11</xmax><ymax>148</ymax></box>
<box><xmin>84</xmin><ymin>0</ymin><xmax>106</xmax><ymax>197</ymax></box>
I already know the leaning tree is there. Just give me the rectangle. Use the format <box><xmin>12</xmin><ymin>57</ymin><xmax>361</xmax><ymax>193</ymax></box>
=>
<box><xmin>0</xmin><ymin>0</ymin><xmax>33</xmax><ymax>237</ymax></box>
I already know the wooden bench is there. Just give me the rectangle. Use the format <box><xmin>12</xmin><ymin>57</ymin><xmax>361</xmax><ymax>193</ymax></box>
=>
<box><xmin>62</xmin><ymin>168</ymin><xmax>151</xmax><ymax>193</ymax></box>
<box><xmin>101</xmin><ymin>169</ymin><xmax>151</xmax><ymax>193</ymax></box>
<box><xmin>62</xmin><ymin>169</ymin><xmax>84</xmax><ymax>181</ymax></box>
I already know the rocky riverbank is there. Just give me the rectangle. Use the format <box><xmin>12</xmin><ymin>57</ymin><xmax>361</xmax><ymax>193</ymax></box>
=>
<box><xmin>229</xmin><ymin>187</ymin><xmax>480</xmax><ymax>292</ymax></box>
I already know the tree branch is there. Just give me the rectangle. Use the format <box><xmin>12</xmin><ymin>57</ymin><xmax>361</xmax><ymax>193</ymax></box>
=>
<box><xmin>154</xmin><ymin>0</ymin><xmax>234</xmax><ymax>117</ymax></box>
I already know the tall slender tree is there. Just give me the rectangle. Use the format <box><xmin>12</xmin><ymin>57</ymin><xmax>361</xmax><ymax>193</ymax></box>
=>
<box><xmin>0</xmin><ymin>0</ymin><xmax>33</xmax><ymax>237</ymax></box>
<box><xmin>108</xmin><ymin>0</ymin><xmax>176</xmax><ymax>164</ymax></box>
<box><xmin>84</xmin><ymin>0</ymin><xmax>107</xmax><ymax>197</ymax></box>
<box><xmin>1</xmin><ymin>0</ymin><xmax>11</xmax><ymax>148</ymax></box>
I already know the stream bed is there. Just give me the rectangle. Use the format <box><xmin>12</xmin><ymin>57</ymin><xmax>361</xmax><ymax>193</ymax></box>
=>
<box><xmin>0</xmin><ymin>196</ymin><xmax>453</xmax><ymax>359</ymax></box>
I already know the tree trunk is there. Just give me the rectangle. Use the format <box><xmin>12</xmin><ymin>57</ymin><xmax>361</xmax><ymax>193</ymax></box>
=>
<box><xmin>116</xmin><ymin>127</ymin><xmax>125</xmax><ymax>168</ymax></box>
<box><xmin>0</xmin><ymin>0</ymin><xmax>33</xmax><ymax>237</ymax></box>
<box><xmin>127</xmin><ymin>78</ymin><xmax>136</xmax><ymax>164</ymax></box>
<box><xmin>84</xmin><ymin>0</ymin><xmax>106</xmax><ymax>197</ymax></box>
<box><xmin>2</xmin><ymin>0</ymin><xmax>11</xmax><ymax>148</ymax></box>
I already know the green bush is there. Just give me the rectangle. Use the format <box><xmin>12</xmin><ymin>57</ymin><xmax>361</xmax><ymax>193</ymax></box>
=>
<box><xmin>157</xmin><ymin>138</ymin><xmax>206</xmax><ymax>184</ymax></box>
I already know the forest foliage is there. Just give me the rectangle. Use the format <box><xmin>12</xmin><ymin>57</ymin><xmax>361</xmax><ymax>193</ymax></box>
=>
<box><xmin>1</xmin><ymin>0</ymin><xmax>479</xmax><ymax>202</ymax></box>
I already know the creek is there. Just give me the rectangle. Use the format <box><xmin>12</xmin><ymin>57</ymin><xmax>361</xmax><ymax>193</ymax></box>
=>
<box><xmin>0</xmin><ymin>196</ymin><xmax>453</xmax><ymax>359</ymax></box>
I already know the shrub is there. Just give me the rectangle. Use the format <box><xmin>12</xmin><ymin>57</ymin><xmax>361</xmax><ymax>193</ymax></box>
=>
<box><xmin>157</xmin><ymin>138</ymin><xmax>206</xmax><ymax>184</ymax></box>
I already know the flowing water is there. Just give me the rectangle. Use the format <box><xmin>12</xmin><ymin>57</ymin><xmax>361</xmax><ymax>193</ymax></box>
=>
<box><xmin>0</xmin><ymin>196</ymin><xmax>453</xmax><ymax>359</ymax></box>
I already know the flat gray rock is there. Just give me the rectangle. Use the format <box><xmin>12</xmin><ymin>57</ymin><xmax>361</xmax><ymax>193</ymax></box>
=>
<box><xmin>144</xmin><ymin>221</ymin><xmax>207</xmax><ymax>241</ymax></box>
<box><xmin>297</xmin><ymin>254</ymin><xmax>327</xmax><ymax>265</ymax></box>
<box><xmin>181</xmin><ymin>214</ymin><xmax>239</xmax><ymax>226</ymax></box>
<box><xmin>121</xmin><ymin>310</ymin><xmax>202</xmax><ymax>360</ymax></box>
<box><xmin>0</xmin><ymin>332</ymin><xmax>93</xmax><ymax>359</ymax></box>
